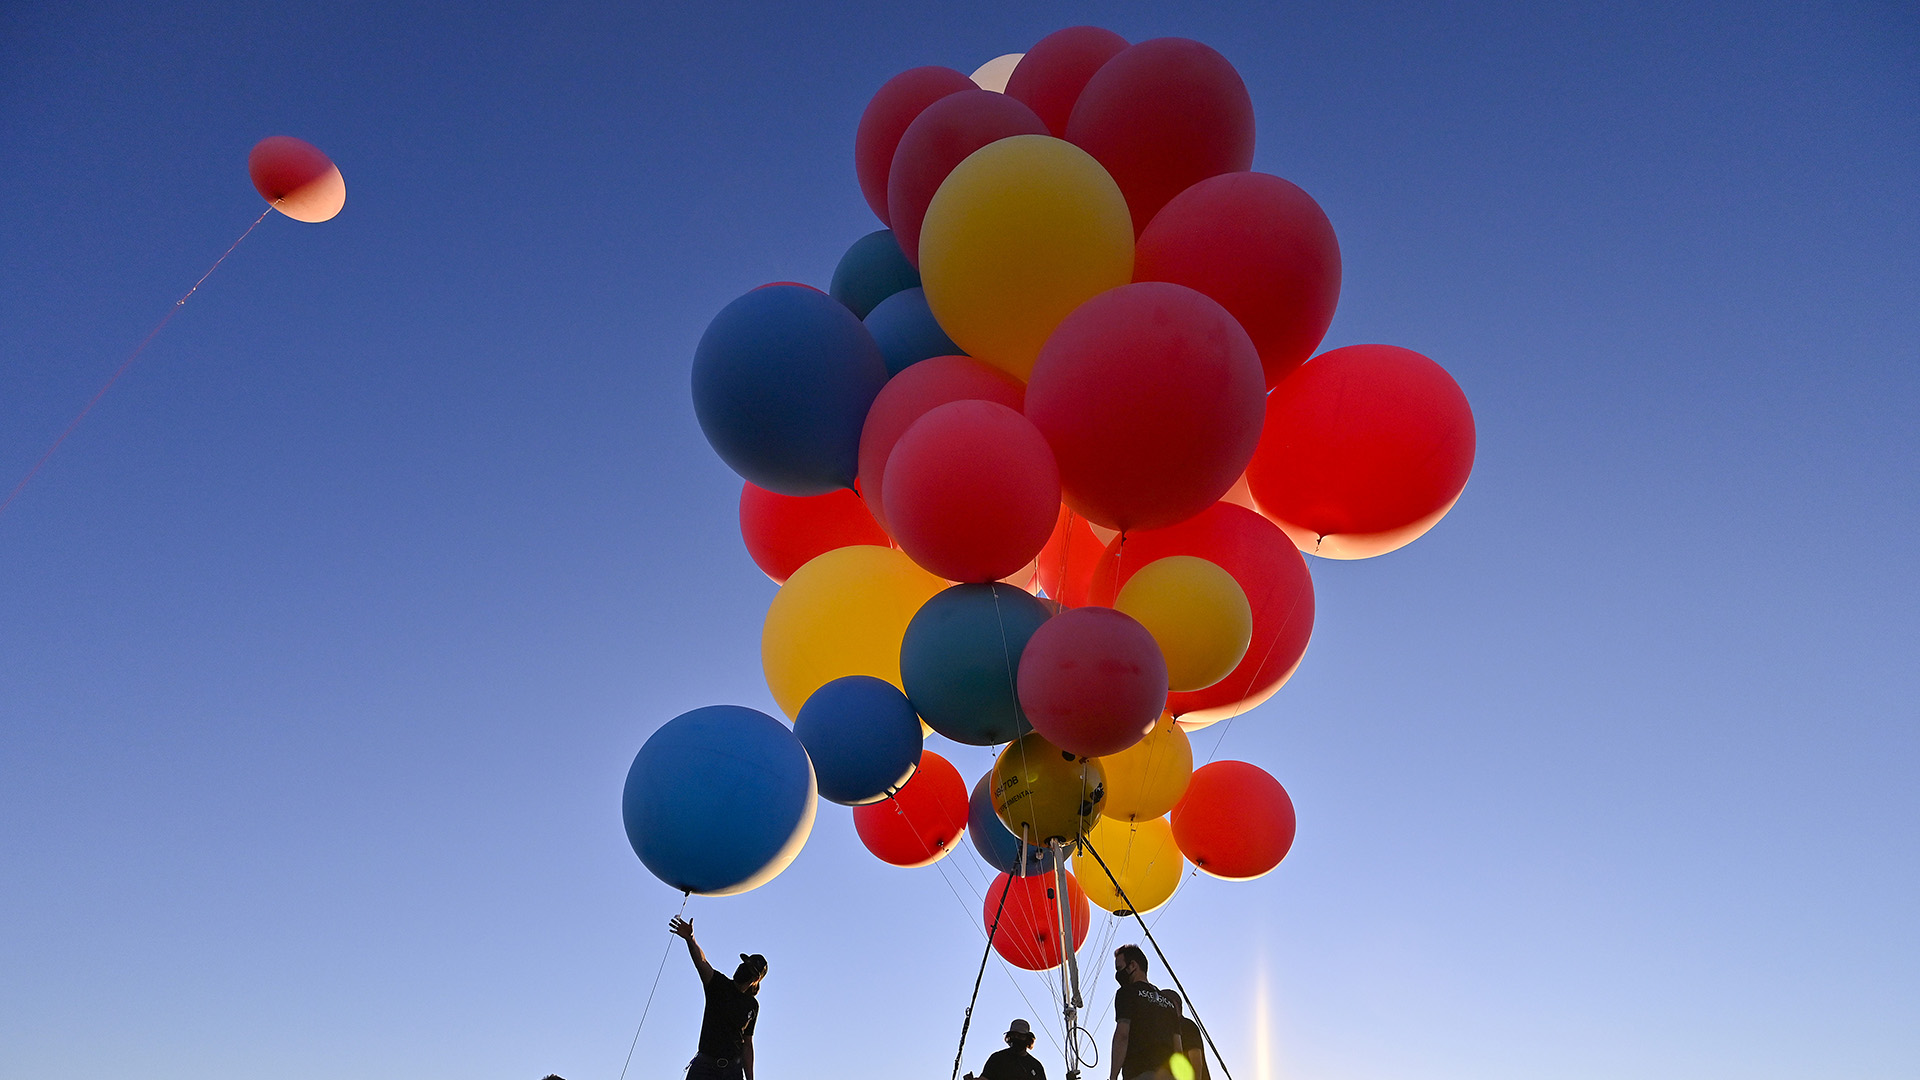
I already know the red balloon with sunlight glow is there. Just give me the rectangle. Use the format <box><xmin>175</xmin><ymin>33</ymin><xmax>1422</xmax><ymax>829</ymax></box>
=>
<box><xmin>1017</xmin><ymin>606</ymin><xmax>1168</xmax><ymax>757</ymax></box>
<box><xmin>1034</xmin><ymin>507</ymin><xmax>1108</xmax><ymax>608</ymax></box>
<box><xmin>882</xmin><ymin>401</ymin><xmax>1061</xmax><ymax>583</ymax></box>
<box><xmin>1170</xmin><ymin>760</ymin><xmax>1296</xmax><ymax>880</ymax></box>
<box><xmin>851</xmin><ymin>750</ymin><xmax>968</xmax><ymax>868</ymax></box>
<box><xmin>857</xmin><ymin>356</ymin><xmax>1026</xmax><ymax>532</ymax></box>
<box><xmin>738</xmin><ymin>482</ymin><xmax>891</xmax><ymax>584</ymax></box>
<box><xmin>985</xmin><ymin>868</ymin><xmax>1092</xmax><ymax>971</ymax></box>
<box><xmin>247</xmin><ymin>136</ymin><xmax>346</xmax><ymax>223</ymax></box>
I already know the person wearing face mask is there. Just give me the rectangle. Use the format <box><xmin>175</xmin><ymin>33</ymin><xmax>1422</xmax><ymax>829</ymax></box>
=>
<box><xmin>1108</xmin><ymin>944</ymin><xmax>1184</xmax><ymax>1080</ymax></box>
<box><xmin>669</xmin><ymin>916</ymin><xmax>766</xmax><ymax>1080</ymax></box>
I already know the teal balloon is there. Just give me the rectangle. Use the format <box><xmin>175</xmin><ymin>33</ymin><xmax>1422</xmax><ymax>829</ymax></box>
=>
<box><xmin>900</xmin><ymin>583</ymin><xmax>1054</xmax><ymax>745</ymax></box>
<box><xmin>865</xmin><ymin>286</ymin><xmax>963</xmax><ymax>376</ymax></box>
<box><xmin>830</xmin><ymin>229</ymin><xmax>920</xmax><ymax>319</ymax></box>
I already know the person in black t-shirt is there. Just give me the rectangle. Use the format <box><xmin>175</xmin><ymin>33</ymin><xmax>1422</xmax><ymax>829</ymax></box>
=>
<box><xmin>1109</xmin><ymin>944</ymin><xmax>1183</xmax><ymax>1080</ymax></box>
<box><xmin>1162</xmin><ymin>991</ymin><xmax>1209</xmax><ymax>1080</ymax></box>
<box><xmin>965</xmin><ymin>1017</ymin><xmax>1046</xmax><ymax>1080</ymax></box>
<box><xmin>669</xmin><ymin>916</ymin><xmax>765</xmax><ymax>1080</ymax></box>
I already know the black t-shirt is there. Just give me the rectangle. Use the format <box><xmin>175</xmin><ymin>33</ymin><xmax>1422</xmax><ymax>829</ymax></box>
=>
<box><xmin>1177</xmin><ymin>1017</ymin><xmax>1204</xmax><ymax>1062</ymax></box>
<box><xmin>981</xmin><ymin>1046</ymin><xmax>1046</xmax><ymax>1080</ymax></box>
<box><xmin>697</xmin><ymin>970</ymin><xmax>759</xmax><ymax>1058</ymax></box>
<box><xmin>1113</xmin><ymin>980</ymin><xmax>1182</xmax><ymax>1077</ymax></box>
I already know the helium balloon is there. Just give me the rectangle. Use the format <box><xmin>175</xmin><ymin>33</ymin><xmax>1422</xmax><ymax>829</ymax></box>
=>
<box><xmin>919</xmin><ymin>135</ymin><xmax>1133</xmax><ymax>380</ymax></box>
<box><xmin>248</xmin><ymin>136</ymin><xmax>345</xmax><ymax>223</ymax></box>
<box><xmin>830</xmin><ymin>229</ymin><xmax>921</xmax><ymax>318</ymax></box>
<box><xmin>738</xmin><ymin>482</ymin><xmax>890</xmax><ymax>585</ymax></box>
<box><xmin>856</xmin><ymin>355</ymin><xmax>1025</xmax><ymax>531</ymax></box>
<box><xmin>985</xmin><ymin>869</ymin><xmax>1090</xmax><ymax>971</ymax></box>
<box><xmin>793</xmin><ymin>675</ymin><xmax>924</xmax><ymax>806</ymax></box>
<box><xmin>1034</xmin><ymin>507</ymin><xmax>1108</xmax><ymax>609</ymax></box>
<box><xmin>1097</xmin><ymin>712</ymin><xmax>1192</xmax><ymax>822</ymax></box>
<box><xmin>1005</xmin><ymin>26</ymin><xmax>1129</xmax><ymax>137</ymax></box>
<box><xmin>1113</xmin><ymin>556</ymin><xmax>1252</xmax><ymax>692</ymax></box>
<box><xmin>1170</xmin><ymin>760</ymin><xmax>1295</xmax><ymax>880</ymax></box>
<box><xmin>968</xmin><ymin>771</ymin><xmax>1055</xmax><ymax>876</ymax></box>
<box><xmin>992</xmin><ymin>731</ymin><xmax>1106</xmax><ymax>843</ymax></box>
<box><xmin>1076</xmin><ymin>815</ymin><xmax>1183</xmax><ymax>915</ymax></box>
<box><xmin>1246</xmin><ymin>345</ymin><xmax>1475</xmax><ymax>560</ymax></box>
<box><xmin>1025</xmin><ymin>282</ymin><xmax>1265</xmax><ymax>532</ymax></box>
<box><xmin>855</xmin><ymin>66</ymin><xmax>977</xmax><ymax>225</ymax></box>
<box><xmin>1017</xmin><ymin>606</ymin><xmax>1168</xmax><ymax>757</ymax></box>
<box><xmin>863</xmin><ymin>287</ymin><xmax>963</xmax><ymax>376</ymax></box>
<box><xmin>762</xmin><ymin>545</ymin><xmax>946</xmax><ymax>718</ymax></box>
<box><xmin>1135</xmin><ymin>171</ymin><xmax>1342</xmax><ymax>388</ymax></box>
<box><xmin>900</xmin><ymin>583</ymin><xmax>1053</xmax><ymax>745</ymax></box>
<box><xmin>883</xmin><ymin>400</ymin><xmax>1060</xmax><ymax>583</ymax></box>
<box><xmin>1065</xmin><ymin>38</ymin><xmax>1255</xmax><ymax>233</ymax></box>
<box><xmin>622</xmin><ymin>705</ymin><xmax>817</xmax><ymax>896</ymax></box>
<box><xmin>887</xmin><ymin>89</ymin><xmax>1047</xmax><ymax>267</ymax></box>
<box><xmin>852</xmin><ymin>749</ymin><xmax>968</xmax><ymax>868</ymax></box>
<box><xmin>969</xmin><ymin>53</ymin><xmax>1025</xmax><ymax>93</ymax></box>
<box><xmin>692</xmin><ymin>285</ymin><xmax>889</xmax><ymax>496</ymax></box>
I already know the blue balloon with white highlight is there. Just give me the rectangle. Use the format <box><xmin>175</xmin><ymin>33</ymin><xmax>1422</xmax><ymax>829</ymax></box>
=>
<box><xmin>968</xmin><ymin>771</ymin><xmax>1055</xmax><ymax>876</ymax></box>
<box><xmin>793</xmin><ymin>675</ymin><xmax>924</xmax><ymax>806</ymax></box>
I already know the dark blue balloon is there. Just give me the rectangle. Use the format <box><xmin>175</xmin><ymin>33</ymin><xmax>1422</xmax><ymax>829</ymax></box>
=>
<box><xmin>692</xmin><ymin>285</ymin><xmax>889</xmax><ymax>496</ymax></box>
<box><xmin>864</xmin><ymin>287</ymin><xmax>964</xmax><ymax>376</ymax></box>
<box><xmin>623</xmin><ymin>705</ymin><xmax>817</xmax><ymax>896</ymax></box>
<box><xmin>968</xmin><ymin>771</ymin><xmax>1055</xmax><ymax>877</ymax></box>
<box><xmin>900</xmin><ymin>583</ymin><xmax>1054</xmax><ymax>746</ymax></box>
<box><xmin>793</xmin><ymin>675</ymin><xmax>924</xmax><ymax>806</ymax></box>
<box><xmin>829</xmin><ymin>230</ymin><xmax>921</xmax><ymax>319</ymax></box>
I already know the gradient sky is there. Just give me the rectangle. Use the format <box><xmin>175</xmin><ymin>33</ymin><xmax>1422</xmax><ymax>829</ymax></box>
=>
<box><xmin>2</xmin><ymin>3</ymin><xmax>1916</xmax><ymax>1078</ymax></box>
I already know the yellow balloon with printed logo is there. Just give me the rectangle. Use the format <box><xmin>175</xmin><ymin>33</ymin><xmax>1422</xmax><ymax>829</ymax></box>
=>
<box><xmin>919</xmin><ymin>135</ymin><xmax>1134</xmax><ymax>380</ymax></box>
<box><xmin>1113</xmin><ymin>555</ymin><xmax>1252</xmax><ymax>692</ymax></box>
<box><xmin>762</xmin><ymin>545</ymin><xmax>946</xmax><ymax>719</ymax></box>
<box><xmin>1098</xmin><ymin>713</ymin><xmax>1192</xmax><ymax>822</ymax></box>
<box><xmin>1076</xmin><ymin>814</ymin><xmax>1184</xmax><ymax>915</ymax></box>
<box><xmin>991</xmin><ymin>731</ymin><xmax>1106</xmax><ymax>844</ymax></box>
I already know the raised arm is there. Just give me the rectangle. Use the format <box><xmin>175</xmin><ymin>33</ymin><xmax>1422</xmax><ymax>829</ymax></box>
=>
<box><xmin>669</xmin><ymin>916</ymin><xmax>714</xmax><ymax>983</ymax></box>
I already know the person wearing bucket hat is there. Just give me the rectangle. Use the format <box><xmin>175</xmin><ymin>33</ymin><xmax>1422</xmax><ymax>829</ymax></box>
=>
<box><xmin>964</xmin><ymin>1017</ymin><xmax>1046</xmax><ymax>1080</ymax></box>
<box><xmin>669</xmin><ymin>916</ymin><xmax>766</xmax><ymax>1080</ymax></box>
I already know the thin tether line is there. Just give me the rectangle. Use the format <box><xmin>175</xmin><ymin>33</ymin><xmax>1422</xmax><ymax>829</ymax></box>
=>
<box><xmin>618</xmin><ymin>891</ymin><xmax>690</xmax><ymax>1080</ymax></box>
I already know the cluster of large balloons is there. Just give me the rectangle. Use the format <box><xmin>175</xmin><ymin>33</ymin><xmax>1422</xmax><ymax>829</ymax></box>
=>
<box><xmin>625</xmin><ymin>26</ymin><xmax>1476</xmax><ymax>972</ymax></box>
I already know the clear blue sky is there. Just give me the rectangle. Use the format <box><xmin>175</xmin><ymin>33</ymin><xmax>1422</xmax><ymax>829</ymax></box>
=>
<box><xmin>2</xmin><ymin>2</ymin><xmax>1915</xmax><ymax>1078</ymax></box>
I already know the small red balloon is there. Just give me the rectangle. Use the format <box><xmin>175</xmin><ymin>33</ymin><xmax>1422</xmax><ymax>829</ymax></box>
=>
<box><xmin>985</xmin><ymin>869</ymin><xmax>1091</xmax><ymax>971</ymax></box>
<box><xmin>248</xmin><ymin>136</ymin><xmax>345</xmax><ymax>223</ymax></box>
<box><xmin>888</xmin><ymin>90</ymin><xmax>1049</xmax><ymax>267</ymax></box>
<box><xmin>855</xmin><ymin>66</ymin><xmax>978</xmax><ymax>226</ymax></box>
<box><xmin>1004</xmin><ymin>26</ymin><xmax>1130</xmax><ymax>138</ymax></box>
<box><xmin>1064</xmin><ymin>38</ymin><xmax>1254</xmax><ymax>233</ymax></box>
<box><xmin>1135</xmin><ymin>172</ymin><xmax>1342</xmax><ymax>388</ymax></box>
<box><xmin>738</xmin><ymin>482</ymin><xmax>891</xmax><ymax>585</ymax></box>
<box><xmin>883</xmin><ymin>401</ymin><xmax>1061</xmax><ymax>583</ymax></box>
<box><xmin>1026</xmin><ymin>283</ymin><xmax>1266</xmax><ymax>533</ymax></box>
<box><xmin>1016</xmin><ymin>606</ymin><xmax>1167</xmax><ymax>757</ymax></box>
<box><xmin>1170</xmin><ymin>760</ymin><xmax>1296</xmax><ymax>879</ymax></box>
<box><xmin>1034</xmin><ymin>507</ymin><xmax>1108</xmax><ymax>608</ymax></box>
<box><xmin>1246</xmin><ymin>345</ymin><xmax>1475</xmax><ymax>560</ymax></box>
<box><xmin>858</xmin><ymin>356</ymin><xmax>1026</xmax><ymax>531</ymax></box>
<box><xmin>852</xmin><ymin>749</ymin><xmax>968</xmax><ymax>868</ymax></box>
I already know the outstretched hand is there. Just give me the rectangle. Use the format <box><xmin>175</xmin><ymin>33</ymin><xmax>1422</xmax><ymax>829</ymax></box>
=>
<box><xmin>669</xmin><ymin>915</ymin><xmax>695</xmax><ymax>941</ymax></box>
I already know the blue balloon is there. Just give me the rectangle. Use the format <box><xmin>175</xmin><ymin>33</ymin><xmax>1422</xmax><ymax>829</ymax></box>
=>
<box><xmin>829</xmin><ymin>230</ymin><xmax>920</xmax><ymax>319</ymax></box>
<box><xmin>969</xmin><ymin>771</ymin><xmax>1055</xmax><ymax>877</ymax></box>
<box><xmin>623</xmin><ymin>705</ymin><xmax>817</xmax><ymax>896</ymax></box>
<box><xmin>900</xmin><ymin>583</ymin><xmax>1054</xmax><ymax>746</ymax></box>
<box><xmin>793</xmin><ymin>675</ymin><xmax>924</xmax><ymax>806</ymax></box>
<box><xmin>692</xmin><ymin>285</ymin><xmax>889</xmax><ymax>496</ymax></box>
<box><xmin>864</xmin><ymin>287</ymin><xmax>963</xmax><ymax>376</ymax></box>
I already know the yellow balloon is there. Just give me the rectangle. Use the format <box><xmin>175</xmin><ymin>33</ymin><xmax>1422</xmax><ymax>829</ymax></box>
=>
<box><xmin>1114</xmin><ymin>556</ymin><xmax>1253</xmax><ymax>692</ymax></box>
<box><xmin>761</xmin><ymin>545</ymin><xmax>945</xmax><ymax>719</ymax></box>
<box><xmin>992</xmin><ymin>731</ymin><xmax>1106</xmax><ymax>844</ymax></box>
<box><xmin>1098</xmin><ymin>713</ymin><xmax>1193</xmax><ymax>822</ymax></box>
<box><xmin>919</xmin><ymin>135</ymin><xmax>1134</xmax><ymax>380</ymax></box>
<box><xmin>1076</xmin><ymin>815</ymin><xmax>1184</xmax><ymax>915</ymax></box>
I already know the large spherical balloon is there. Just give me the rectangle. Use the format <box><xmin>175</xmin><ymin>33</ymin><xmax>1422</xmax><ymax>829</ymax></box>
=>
<box><xmin>1089</xmin><ymin>503</ymin><xmax>1315</xmax><ymax>726</ymax></box>
<box><xmin>1005</xmin><ymin>26</ymin><xmax>1129</xmax><ymax>137</ymax></box>
<box><xmin>793</xmin><ymin>675</ymin><xmax>924</xmax><ymax>806</ymax></box>
<box><xmin>1135</xmin><ymin>172</ymin><xmax>1341</xmax><ymax>388</ymax></box>
<box><xmin>883</xmin><ymin>401</ymin><xmax>1060</xmax><ymax>583</ymax></box>
<box><xmin>1017</xmin><ymin>606</ymin><xmax>1168</xmax><ymax>757</ymax></box>
<box><xmin>919</xmin><ymin>135</ymin><xmax>1134</xmax><ymax>381</ymax></box>
<box><xmin>992</xmin><ymin>731</ymin><xmax>1106</xmax><ymax>844</ymax></box>
<box><xmin>1246</xmin><ymin>344</ymin><xmax>1476</xmax><ymax>560</ymax></box>
<box><xmin>1064</xmin><ymin>38</ymin><xmax>1254</xmax><ymax>233</ymax></box>
<box><xmin>856</xmin><ymin>355</ymin><xmax>1025</xmax><ymax>531</ymax></box>
<box><xmin>1025</xmin><ymin>282</ymin><xmax>1265</xmax><ymax>532</ymax></box>
<box><xmin>968</xmin><ymin>771</ymin><xmax>1055</xmax><ymax>876</ymax></box>
<box><xmin>986</xmin><ymin>869</ymin><xmax>1091</xmax><ymax>971</ymax></box>
<box><xmin>863</xmin><ymin>287</ymin><xmax>962</xmax><ymax>376</ymax></box>
<box><xmin>1113</xmin><ymin>556</ymin><xmax>1252</xmax><ymax>692</ymax></box>
<box><xmin>888</xmin><ymin>90</ymin><xmax>1048</xmax><ymax>268</ymax></box>
<box><xmin>248</xmin><ymin>136</ymin><xmax>346</xmax><ymax>223</ymax></box>
<box><xmin>762</xmin><ymin>545</ymin><xmax>946</xmax><ymax>719</ymax></box>
<box><xmin>1097</xmin><ymin>712</ymin><xmax>1192</xmax><ymax>822</ymax></box>
<box><xmin>1170</xmin><ymin>760</ymin><xmax>1296</xmax><ymax>880</ymax></box>
<box><xmin>969</xmin><ymin>53</ymin><xmax>1025</xmax><ymax>93</ymax></box>
<box><xmin>692</xmin><ymin>285</ymin><xmax>889</xmax><ymax>496</ymax></box>
<box><xmin>1034</xmin><ymin>507</ymin><xmax>1108</xmax><ymax>609</ymax></box>
<box><xmin>830</xmin><ymin>229</ymin><xmax>921</xmax><ymax>319</ymax></box>
<box><xmin>855</xmin><ymin>66</ymin><xmax>978</xmax><ymax>225</ymax></box>
<box><xmin>622</xmin><ymin>705</ymin><xmax>817</xmax><ymax>896</ymax></box>
<box><xmin>852</xmin><ymin>749</ymin><xmax>968</xmax><ymax>867</ymax></box>
<box><xmin>738</xmin><ymin>482</ymin><xmax>890</xmax><ymax>585</ymax></box>
<box><xmin>900</xmin><ymin>583</ymin><xmax>1053</xmax><ymax>745</ymax></box>
<box><xmin>1076</xmin><ymin>815</ymin><xmax>1184</xmax><ymax>915</ymax></box>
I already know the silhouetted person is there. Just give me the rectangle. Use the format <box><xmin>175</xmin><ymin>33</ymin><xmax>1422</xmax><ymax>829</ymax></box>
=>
<box><xmin>1109</xmin><ymin>944</ymin><xmax>1183</xmax><ymax>1080</ymax></box>
<box><xmin>965</xmin><ymin>1017</ymin><xmax>1046</xmax><ymax>1080</ymax></box>
<box><xmin>1162</xmin><ymin>991</ymin><xmax>1209</xmax><ymax>1080</ymax></box>
<box><xmin>669</xmin><ymin>915</ymin><xmax>764</xmax><ymax>1080</ymax></box>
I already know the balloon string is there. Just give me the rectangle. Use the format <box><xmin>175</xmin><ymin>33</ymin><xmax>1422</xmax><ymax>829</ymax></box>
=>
<box><xmin>618</xmin><ymin>891</ymin><xmax>691</xmax><ymax>1080</ymax></box>
<box><xmin>0</xmin><ymin>205</ymin><xmax>276</xmax><ymax>520</ymax></box>
<box><xmin>951</xmin><ymin>867</ymin><xmax>1015</xmax><ymax>1080</ymax></box>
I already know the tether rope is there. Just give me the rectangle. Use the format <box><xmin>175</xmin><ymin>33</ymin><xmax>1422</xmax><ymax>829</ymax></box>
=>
<box><xmin>617</xmin><ymin>891</ymin><xmax>690</xmax><ymax>1080</ymax></box>
<box><xmin>949</xmin><ymin>865</ymin><xmax>1014</xmax><ymax>1080</ymax></box>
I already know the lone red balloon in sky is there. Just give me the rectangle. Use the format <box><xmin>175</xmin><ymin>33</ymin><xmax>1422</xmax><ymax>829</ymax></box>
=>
<box><xmin>248</xmin><ymin>136</ymin><xmax>346</xmax><ymax>223</ymax></box>
<box><xmin>887</xmin><ymin>89</ymin><xmax>1048</xmax><ymax>267</ymax></box>
<box><xmin>882</xmin><ymin>400</ymin><xmax>1061</xmax><ymax>583</ymax></box>
<box><xmin>1004</xmin><ymin>25</ymin><xmax>1130</xmax><ymax>137</ymax></box>
<box><xmin>1171</xmin><ymin>760</ymin><xmax>1296</xmax><ymax>880</ymax></box>
<box><xmin>854</xmin><ymin>66</ymin><xmax>977</xmax><ymax>226</ymax></box>
<box><xmin>1017</xmin><ymin>605</ymin><xmax>1168</xmax><ymax>757</ymax></box>
<box><xmin>738</xmin><ymin>482</ymin><xmax>890</xmax><ymax>584</ymax></box>
<box><xmin>852</xmin><ymin>749</ymin><xmax>968</xmax><ymax>868</ymax></box>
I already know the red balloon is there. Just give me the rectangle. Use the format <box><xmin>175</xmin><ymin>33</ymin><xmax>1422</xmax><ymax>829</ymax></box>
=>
<box><xmin>1246</xmin><ymin>345</ymin><xmax>1475</xmax><ymax>560</ymax></box>
<box><xmin>738</xmin><ymin>482</ymin><xmax>891</xmax><ymax>584</ymax></box>
<box><xmin>1170</xmin><ymin>760</ymin><xmax>1295</xmax><ymax>879</ymax></box>
<box><xmin>855</xmin><ymin>66</ymin><xmax>977</xmax><ymax>226</ymax></box>
<box><xmin>1017</xmin><ymin>606</ymin><xmax>1167</xmax><ymax>757</ymax></box>
<box><xmin>1004</xmin><ymin>26</ymin><xmax>1130</xmax><ymax>138</ymax></box>
<box><xmin>1025</xmin><ymin>283</ymin><xmax>1266</xmax><ymax>532</ymax></box>
<box><xmin>1135</xmin><ymin>172</ymin><xmax>1342</xmax><ymax>388</ymax></box>
<box><xmin>852</xmin><ymin>749</ymin><xmax>968</xmax><ymax>868</ymax></box>
<box><xmin>1064</xmin><ymin>39</ymin><xmax>1254</xmax><ymax>233</ymax></box>
<box><xmin>883</xmin><ymin>401</ymin><xmax>1060</xmax><ymax>583</ymax></box>
<box><xmin>888</xmin><ymin>90</ymin><xmax>1049</xmax><ymax>267</ymax></box>
<box><xmin>1088</xmin><ymin>502</ymin><xmax>1314</xmax><ymax>725</ymax></box>
<box><xmin>1034</xmin><ymin>507</ymin><xmax>1108</xmax><ymax>608</ymax></box>
<box><xmin>248</xmin><ymin>136</ymin><xmax>345</xmax><ymax>223</ymax></box>
<box><xmin>858</xmin><ymin>356</ymin><xmax>1026</xmax><ymax>531</ymax></box>
<box><xmin>984</xmin><ymin>869</ymin><xmax>1091</xmax><ymax>971</ymax></box>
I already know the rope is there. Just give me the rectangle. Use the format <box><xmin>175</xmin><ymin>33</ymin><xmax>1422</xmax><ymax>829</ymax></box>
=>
<box><xmin>618</xmin><ymin>891</ymin><xmax>690</xmax><ymax>1080</ymax></box>
<box><xmin>950</xmin><ymin>868</ymin><xmax>1014</xmax><ymax>1080</ymax></box>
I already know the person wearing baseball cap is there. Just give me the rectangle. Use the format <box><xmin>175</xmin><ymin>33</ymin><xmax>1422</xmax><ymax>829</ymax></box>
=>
<box><xmin>669</xmin><ymin>916</ymin><xmax>766</xmax><ymax>1080</ymax></box>
<box><xmin>964</xmin><ymin>1017</ymin><xmax>1046</xmax><ymax>1080</ymax></box>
